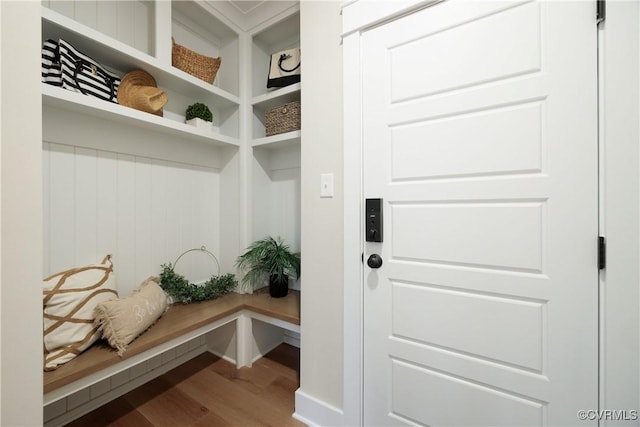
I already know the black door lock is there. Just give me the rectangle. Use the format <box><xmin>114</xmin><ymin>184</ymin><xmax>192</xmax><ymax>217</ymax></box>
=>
<box><xmin>365</xmin><ymin>198</ymin><xmax>383</xmax><ymax>242</ymax></box>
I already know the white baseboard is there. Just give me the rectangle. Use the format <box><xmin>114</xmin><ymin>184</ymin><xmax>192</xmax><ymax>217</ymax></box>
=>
<box><xmin>45</xmin><ymin>345</ymin><xmax>207</xmax><ymax>427</ymax></box>
<box><xmin>284</xmin><ymin>330</ymin><xmax>301</xmax><ymax>348</ymax></box>
<box><xmin>284</xmin><ymin>334</ymin><xmax>300</xmax><ymax>348</ymax></box>
<box><xmin>207</xmin><ymin>348</ymin><xmax>237</xmax><ymax>365</ymax></box>
<box><xmin>252</xmin><ymin>338</ymin><xmax>283</xmax><ymax>363</ymax></box>
<box><xmin>294</xmin><ymin>389</ymin><xmax>344</xmax><ymax>427</ymax></box>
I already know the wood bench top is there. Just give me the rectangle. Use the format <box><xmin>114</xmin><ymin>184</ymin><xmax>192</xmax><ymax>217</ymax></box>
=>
<box><xmin>44</xmin><ymin>290</ymin><xmax>300</xmax><ymax>394</ymax></box>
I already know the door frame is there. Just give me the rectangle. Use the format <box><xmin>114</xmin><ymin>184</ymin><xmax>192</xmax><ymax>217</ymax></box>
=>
<box><xmin>341</xmin><ymin>1</ymin><xmax>639</xmax><ymax>425</ymax></box>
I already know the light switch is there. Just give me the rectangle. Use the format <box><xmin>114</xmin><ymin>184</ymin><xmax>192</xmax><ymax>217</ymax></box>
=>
<box><xmin>320</xmin><ymin>173</ymin><xmax>334</xmax><ymax>198</ymax></box>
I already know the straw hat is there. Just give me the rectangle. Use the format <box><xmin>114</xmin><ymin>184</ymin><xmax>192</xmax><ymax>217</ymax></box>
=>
<box><xmin>117</xmin><ymin>70</ymin><xmax>168</xmax><ymax>116</ymax></box>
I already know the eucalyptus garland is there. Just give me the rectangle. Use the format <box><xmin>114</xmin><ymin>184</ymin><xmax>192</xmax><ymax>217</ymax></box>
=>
<box><xmin>159</xmin><ymin>264</ymin><xmax>237</xmax><ymax>304</ymax></box>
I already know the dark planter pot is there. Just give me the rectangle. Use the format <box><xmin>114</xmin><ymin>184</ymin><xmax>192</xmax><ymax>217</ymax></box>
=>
<box><xmin>269</xmin><ymin>275</ymin><xmax>289</xmax><ymax>298</ymax></box>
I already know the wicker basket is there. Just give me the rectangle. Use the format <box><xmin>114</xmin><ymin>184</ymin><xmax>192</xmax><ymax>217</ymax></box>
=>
<box><xmin>171</xmin><ymin>38</ymin><xmax>221</xmax><ymax>84</ymax></box>
<box><xmin>265</xmin><ymin>101</ymin><xmax>301</xmax><ymax>137</ymax></box>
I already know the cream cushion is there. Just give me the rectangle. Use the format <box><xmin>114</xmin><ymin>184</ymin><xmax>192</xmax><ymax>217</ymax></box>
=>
<box><xmin>94</xmin><ymin>276</ymin><xmax>168</xmax><ymax>356</ymax></box>
<box><xmin>43</xmin><ymin>255</ymin><xmax>118</xmax><ymax>371</ymax></box>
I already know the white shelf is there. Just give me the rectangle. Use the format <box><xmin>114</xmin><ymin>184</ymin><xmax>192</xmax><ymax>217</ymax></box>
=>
<box><xmin>42</xmin><ymin>84</ymin><xmax>240</xmax><ymax>148</ymax></box>
<box><xmin>252</xmin><ymin>130</ymin><xmax>301</xmax><ymax>149</ymax></box>
<box><xmin>252</xmin><ymin>83</ymin><xmax>301</xmax><ymax>111</ymax></box>
<box><xmin>42</xmin><ymin>6</ymin><xmax>240</xmax><ymax>109</ymax></box>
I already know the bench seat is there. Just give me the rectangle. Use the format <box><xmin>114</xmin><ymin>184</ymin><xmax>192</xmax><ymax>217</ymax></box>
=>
<box><xmin>44</xmin><ymin>289</ymin><xmax>300</xmax><ymax>396</ymax></box>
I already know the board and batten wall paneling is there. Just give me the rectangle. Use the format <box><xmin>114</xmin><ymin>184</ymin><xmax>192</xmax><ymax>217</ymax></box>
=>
<box><xmin>252</xmin><ymin>145</ymin><xmax>301</xmax><ymax>251</ymax></box>
<box><xmin>42</xmin><ymin>0</ymin><xmax>153</xmax><ymax>55</ymax></box>
<box><xmin>43</xmin><ymin>142</ymin><xmax>222</xmax><ymax>297</ymax></box>
<box><xmin>251</xmin><ymin>144</ymin><xmax>301</xmax><ymax>291</ymax></box>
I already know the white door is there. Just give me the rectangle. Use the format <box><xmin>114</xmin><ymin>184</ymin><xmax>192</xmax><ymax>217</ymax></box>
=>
<box><xmin>362</xmin><ymin>1</ymin><xmax>598</xmax><ymax>425</ymax></box>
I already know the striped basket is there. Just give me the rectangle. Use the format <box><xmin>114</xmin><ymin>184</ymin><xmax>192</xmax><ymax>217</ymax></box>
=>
<box><xmin>171</xmin><ymin>38</ymin><xmax>221</xmax><ymax>84</ymax></box>
<box><xmin>265</xmin><ymin>101</ymin><xmax>301</xmax><ymax>137</ymax></box>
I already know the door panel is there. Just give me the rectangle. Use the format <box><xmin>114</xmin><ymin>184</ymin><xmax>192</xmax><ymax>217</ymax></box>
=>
<box><xmin>391</xmin><ymin>202</ymin><xmax>544</xmax><ymax>271</ymax></box>
<box><xmin>392</xmin><ymin>282</ymin><xmax>544</xmax><ymax>371</ymax></box>
<box><xmin>390</xmin><ymin>102</ymin><xmax>544</xmax><ymax>180</ymax></box>
<box><xmin>362</xmin><ymin>1</ymin><xmax>598</xmax><ymax>425</ymax></box>
<box><xmin>391</xmin><ymin>359</ymin><xmax>545</xmax><ymax>426</ymax></box>
<box><xmin>390</xmin><ymin>2</ymin><xmax>541</xmax><ymax>102</ymax></box>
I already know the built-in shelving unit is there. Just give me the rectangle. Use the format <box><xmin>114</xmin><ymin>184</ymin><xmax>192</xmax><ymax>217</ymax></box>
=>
<box><xmin>40</xmin><ymin>0</ymin><xmax>244</xmax><ymax>295</ymax></box>
<box><xmin>42</xmin><ymin>4</ymin><xmax>241</xmax><ymax>140</ymax></box>
<box><xmin>40</xmin><ymin>0</ymin><xmax>301</xmax><ymax>289</ymax></box>
<box><xmin>251</xmin><ymin>11</ymin><xmax>300</xmax><ymax>138</ymax></box>
<box><xmin>248</xmin><ymin>9</ymin><xmax>301</xmax><ymax>292</ymax></box>
<box><xmin>41</xmin><ymin>2</ymin><xmax>301</xmax><ymax>422</ymax></box>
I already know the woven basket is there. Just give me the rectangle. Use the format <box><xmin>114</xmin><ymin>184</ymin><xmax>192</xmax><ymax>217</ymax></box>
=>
<box><xmin>265</xmin><ymin>101</ymin><xmax>301</xmax><ymax>137</ymax></box>
<box><xmin>171</xmin><ymin>38</ymin><xmax>221</xmax><ymax>84</ymax></box>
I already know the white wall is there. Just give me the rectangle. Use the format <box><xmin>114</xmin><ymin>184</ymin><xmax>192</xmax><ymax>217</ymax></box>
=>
<box><xmin>297</xmin><ymin>0</ymin><xmax>345</xmax><ymax>421</ymax></box>
<box><xmin>41</xmin><ymin>118</ymin><xmax>227</xmax><ymax>297</ymax></box>
<box><xmin>0</xmin><ymin>2</ymin><xmax>43</xmax><ymax>426</ymax></box>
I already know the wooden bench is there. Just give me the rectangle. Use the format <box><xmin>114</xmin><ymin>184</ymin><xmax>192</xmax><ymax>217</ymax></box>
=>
<box><xmin>43</xmin><ymin>290</ymin><xmax>300</xmax><ymax>425</ymax></box>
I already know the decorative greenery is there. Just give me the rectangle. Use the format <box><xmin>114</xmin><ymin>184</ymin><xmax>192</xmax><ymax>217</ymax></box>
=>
<box><xmin>185</xmin><ymin>102</ymin><xmax>213</xmax><ymax>122</ymax></box>
<box><xmin>159</xmin><ymin>264</ymin><xmax>236</xmax><ymax>304</ymax></box>
<box><xmin>235</xmin><ymin>236</ymin><xmax>300</xmax><ymax>290</ymax></box>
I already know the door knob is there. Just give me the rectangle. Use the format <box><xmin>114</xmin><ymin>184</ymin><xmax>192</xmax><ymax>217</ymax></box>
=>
<box><xmin>367</xmin><ymin>254</ymin><xmax>383</xmax><ymax>269</ymax></box>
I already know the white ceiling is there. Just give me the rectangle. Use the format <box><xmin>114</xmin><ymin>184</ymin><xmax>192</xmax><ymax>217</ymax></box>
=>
<box><xmin>205</xmin><ymin>0</ymin><xmax>298</xmax><ymax>32</ymax></box>
<box><xmin>228</xmin><ymin>1</ymin><xmax>266</xmax><ymax>14</ymax></box>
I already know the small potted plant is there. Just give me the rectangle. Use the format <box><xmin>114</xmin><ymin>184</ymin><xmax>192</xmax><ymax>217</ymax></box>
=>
<box><xmin>235</xmin><ymin>236</ymin><xmax>301</xmax><ymax>298</ymax></box>
<box><xmin>185</xmin><ymin>102</ymin><xmax>213</xmax><ymax>130</ymax></box>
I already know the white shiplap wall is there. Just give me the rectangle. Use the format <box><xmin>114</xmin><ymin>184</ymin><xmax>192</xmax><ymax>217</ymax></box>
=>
<box><xmin>40</xmin><ymin>0</ymin><xmax>245</xmax><ymax>298</ymax></box>
<box><xmin>252</xmin><ymin>144</ymin><xmax>301</xmax><ymax>252</ymax></box>
<box><xmin>41</xmin><ymin>0</ymin><xmax>153</xmax><ymax>55</ymax></box>
<box><xmin>43</xmin><ymin>141</ymin><xmax>222</xmax><ymax>297</ymax></box>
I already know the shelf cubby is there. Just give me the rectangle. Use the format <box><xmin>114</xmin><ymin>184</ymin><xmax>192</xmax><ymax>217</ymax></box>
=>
<box><xmin>42</xmin><ymin>6</ymin><xmax>241</xmax><ymax>138</ymax></box>
<box><xmin>251</xmin><ymin>84</ymin><xmax>301</xmax><ymax>140</ymax></box>
<box><xmin>251</xmin><ymin>12</ymin><xmax>300</xmax><ymax>99</ymax></box>
<box><xmin>171</xmin><ymin>1</ymin><xmax>240</xmax><ymax>97</ymax></box>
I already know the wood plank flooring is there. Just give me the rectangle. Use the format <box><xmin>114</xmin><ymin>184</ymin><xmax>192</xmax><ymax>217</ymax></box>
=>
<box><xmin>65</xmin><ymin>344</ymin><xmax>305</xmax><ymax>427</ymax></box>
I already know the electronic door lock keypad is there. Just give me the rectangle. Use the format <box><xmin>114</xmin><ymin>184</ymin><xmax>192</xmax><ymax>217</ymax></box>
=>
<box><xmin>366</xmin><ymin>198</ymin><xmax>383</xmax><ymax>242</ymax></box>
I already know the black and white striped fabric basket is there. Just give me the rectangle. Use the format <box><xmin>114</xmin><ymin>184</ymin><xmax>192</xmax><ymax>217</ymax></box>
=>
<box><xmin>57</xmin><ymin>39</ymin><xmax>121</xmax><ymax>103</ymax></box>
<box><xmin>41</xmin><ymin>39</ymin><xmax>63</xmax><ymax>87</ymax></box>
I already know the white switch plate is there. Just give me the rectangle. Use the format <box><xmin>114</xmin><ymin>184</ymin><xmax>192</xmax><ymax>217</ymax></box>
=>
<box><xmin>320</xmin><ymin>173</ymin><xmax>334</xmax><ymax>198</ymax></box>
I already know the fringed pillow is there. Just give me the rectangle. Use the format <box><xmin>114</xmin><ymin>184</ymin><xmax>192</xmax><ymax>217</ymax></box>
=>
<box><xmin>43</xmin><ymin>255</ymin><xmax>118</xmax><ymax>370</ymax></box>
<box><xmin>94</xmin><ymin>276</ymin><xmax>168</xmax><ymax>356</ymax></box>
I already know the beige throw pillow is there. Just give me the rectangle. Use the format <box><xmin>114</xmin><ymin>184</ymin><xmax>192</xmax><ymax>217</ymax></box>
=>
<box><xmin>43</xmin><ymin>255</ymin><xmax>118</xmax><ymax>371</ymax></box>
<box><xmin>94</xmin><ymin>276</ymin><xmax>168</xmax><ymax>356</ymax></box>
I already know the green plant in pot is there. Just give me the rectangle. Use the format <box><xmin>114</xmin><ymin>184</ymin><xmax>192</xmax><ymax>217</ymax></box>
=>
<box><xmin>235</xmin><ymin>236</ymin><xmax>300</xmax><ymax>298</ymax></box>
<box><xmin>185</xmin><ymin>102</ymin><xmax>213</xmax><ymax>129</ymax></box>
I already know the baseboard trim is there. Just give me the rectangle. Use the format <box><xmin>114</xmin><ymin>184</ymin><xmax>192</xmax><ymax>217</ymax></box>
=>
<box><xmin>207</xmin><ymin>348</ymin><xmax>237</xmax><ymax>365</ymax></box>
<box><xmin>44</xmin><ymin>346</ymin><xmax>207</xmax><ymax>427</ymax></box>
<box><xmin>252</xmin><ymin>338</ymin><xmax>284</xmax><ymax>363</ymax></box>
<box><xmin>294</xmin><ymin>389</ymin><xmax>344</xmax><ymax>427</ymax></box>
<box><xmin>284</xmin><ymin>330</ymin><xmax>301</xmax><ymax>348</ymax></box>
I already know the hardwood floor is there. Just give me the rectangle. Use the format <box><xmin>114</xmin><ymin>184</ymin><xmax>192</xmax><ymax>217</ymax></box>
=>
<box><xmin>65</xmin><ymin>344</ymin><xmax>305</xmax><ymax>427</ymax></box>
